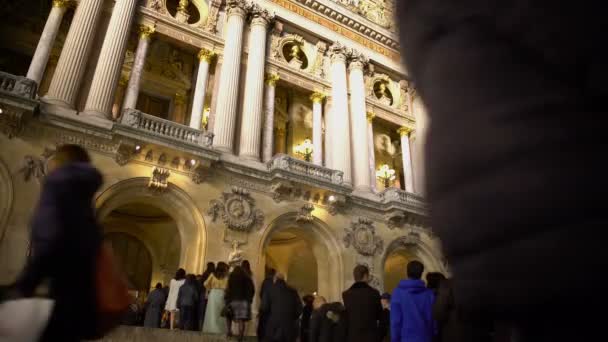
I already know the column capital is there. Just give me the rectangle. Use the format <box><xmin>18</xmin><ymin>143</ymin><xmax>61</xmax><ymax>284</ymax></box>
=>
<box><xmin>329</xmin><ymin>42</ymin><xmax>349</xmax><ymax>63</ymax></box>
<box><xmin>397</xmin><ymin>126</ymin><xmax>414</xmax><ymax>137</ymax></box>
<box><xmin>197</xmin><ymin>48</ymin><xmax>216</xmax><ymax>63</ymax></box>
<box><xmin>366</xmin><ymin>112</ymin><xmax>375</xmax><ymax>123</ymax></box>
<box><xmin>250</xmin><ymin>4</ymin><xmax>274</xmax><ymax>27</ymax></box>
<box><xmin>174</xmin><ymin>92</ymin><xmax>186</xmax><ymax>105</ymax></box>
<box><xmin>226</xmin><ymin>0</ymin><xmax>251</xmax><ymax>18</ymax></box>
<box><xmin>310</xmin><ymin>92</ymin><xmax>326</xmax><ymax>104</ymax></box>
<box><xmin>138</xmin><ymin>24</ymin><xmax>155</xmax><ymax>40</ymax></box>
<box><xmin>52</xmin><ymin>0</ymin><xmax>74</xmax><ymax>8</ymax></box>
<box><xmin>119</xmin><ymin>75</ymin><xmax>129</xmax><ymax>86</ymax></box>
<box><xmin>348</xmin><ymin>52</ymin><xmax>369</xmax><ymax>71</ymax></box>
<box><xmin>265</xmin><ymin>73</ymin><xmax>280</xmax><ymax>86</ymax></box>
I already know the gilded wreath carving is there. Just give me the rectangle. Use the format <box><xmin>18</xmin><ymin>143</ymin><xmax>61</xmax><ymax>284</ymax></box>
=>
<box><xmin>208</xmin><ymin>187</ymin><xmax>265</xmax><ymax>232</ymax></box>
<box><xmin>344</xmin><ymin>218</ymin><xmax>383</xmax><ymax>256</ymax></box>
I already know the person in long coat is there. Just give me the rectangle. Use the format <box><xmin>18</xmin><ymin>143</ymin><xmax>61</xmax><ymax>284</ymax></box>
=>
<box><xmin>257</xmin><ymin>268</ymin><xmax>276</xmax><ymax>340</ymax></box>
<box><xmin>342</xmin><ymin>265</ymin><xmax>382</xmax><ymax>342</ymax></box>
<box><xmin>310</xmin><ymin>299</ymin><xmax>347</xmax><ymax>342</ymax></box>
<box><xmin>177</xmin><ymin>274</ymin><xmax>200</xmax><ymax>331</ymax></box>
<box><xmin>259</xmin><ymin>273</ymin><xmax>303</xmax><ymax>342</ymax></box>
<box><xmin>144</xmin><ymin>283</ymin><xmax>167</xmax><ymax>328</ymax></box>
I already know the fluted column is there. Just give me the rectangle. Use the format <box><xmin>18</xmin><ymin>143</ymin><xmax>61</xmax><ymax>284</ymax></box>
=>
<box><xmin>212</xmin><ymin>0</ymin><xmax>249</xmax><ymax>153</ymax></box>
<box><xmin>366</xmin><ymin>112</ymin><xmax>376</xmax><ymax>192</ymax></box>
<box><xmin>44</xmin><ymin>0</ymin><xmax>104</xmax><ymax>108</ymax></box>
<box><xmin>189</xmin><ymin>48</ymin><xmax>216</xmax><ymax>130</ymax></box>
<box><xmin>122</xmin><ymin>24</ymin><xmax>155</xmax><ymax>112</ymax></box>
<box><xmin>311</xmin><ymin>92</ymin><xmax>325</xmax><ymax>166</ymax></box>
<box><xmin>323</xmin><ymin>96</ymin><xmax>332</xmax><ymax>167</ymax></box>
<box><xmin>112</xmin><ymin>76</ymin><xmax>129</xmax><ymax>119</ymax></box>
<box><xmin>83</xmin><ymin>0</ymin><xmax>138</xmax><ymax>120</ymax></box>
<box><xmin>27</xmin><ymin>0</ymin><xmax>71</xmax><ymax>85</ymax></box>
<box><xmin>348</xmin><ymin>55</ymin><xmax>371</xmax><ymax>192</ymax></box>
<box><xmin>398</xmin><ymin>126</ymin><xmax>415</xmax><ymax>192</ymax></box>
<box><xmin>262</xmin><ymin>74</ymin><xmax>279</xmax><ymax>162</ymax></box>
<box><xmin>239</xmin><ymin>7</ymin><xmax>274</xmax><ymax>160</ymax></box>
<box><xmin>328</xmin><ymin>43</ymin><xmax>352</xmax><ymax>185</ymax></box>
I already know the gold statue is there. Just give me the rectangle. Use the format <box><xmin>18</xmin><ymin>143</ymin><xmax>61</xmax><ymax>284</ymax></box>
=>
<box><xmin>375</xmin><ymin>81</ymin><xmax>393</xmax><ymax>106</ymax></box>
<box><xmin>289</xmin><ymin>44</ymin><xmax>303</xmax><ymax>62</ymax></box>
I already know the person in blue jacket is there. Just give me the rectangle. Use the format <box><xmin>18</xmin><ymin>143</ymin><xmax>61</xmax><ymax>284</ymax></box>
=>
<box><xmin>390</xmin><ymin>261</ymin><xmax>435</xmax><ymax>342</ymax></box>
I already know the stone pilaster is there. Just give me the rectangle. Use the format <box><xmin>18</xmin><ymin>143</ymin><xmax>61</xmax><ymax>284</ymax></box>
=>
<box><xmin>122</xmin><ymin>24</ymin><xmax>155</xmax><ymax>112</ymax></box>
<box><xmin>27</xmin><ymin>0</ymin><xmax>71</xmax><ymax>86</ymax></box>
<box><xmin>112</xmin><ymin>75</ymin><xmax>129</xmax><ymax>120</ymax></box>
<box><xmin>328</xmin><ymin>43</ymin><xmax>352</xmax><ymax>185</ymax></box>
<box><xmin>310</xmin><ymin>92</ymin><xmax>325</xmax><ymax>166</ymax></box>
<box><xmin>398</xmin><ymin>126</ymin><xmax>415</xmax><ymax>193</ymax></box>
<box><xmin>189</xmin><ymin>48</ymin><xmax>216</xmax><ymax>130</ymax></box>
<box><xmin>44</xmin><ymin>0</ymin><xmax>104</xmax><ymax>108</ymax></box>
<box><xmin>348</xmin><ymin>53</ymin><xmax>371</xmax><ymax>192</ymax></box>
<box><xmin>83</xmin><ymin>0</ymin><xmax>138</xmax><ymax>120</ymax></box>
<box><xmin>239</xmin><ymin>6</ymin><xmax>274</xmax><ymax>161</ymax></box>
<box><xmin>212</xmin><ymin>0</ymin><xmax>250</xmax><ymax>153</ymax></box>
<box><xmin>262</xmin><ymin>74</ymin><xmax>279</xmax><ymax>163</ymax></box>
<box><xmin>366</xmin><ymin>112</ymin><xmax>376</xmax><ymax>192</ymax></box>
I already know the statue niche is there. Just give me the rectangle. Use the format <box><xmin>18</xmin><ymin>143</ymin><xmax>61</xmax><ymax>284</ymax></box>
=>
<box><xmin>374</xmin><ymin>80</ymin><xmax>393</xmax><ymax>106</ymax></box>
<box><xmin>283</xmin><ymin>42</ymin><xmax>308</xmax><ymax>70</ymax></box>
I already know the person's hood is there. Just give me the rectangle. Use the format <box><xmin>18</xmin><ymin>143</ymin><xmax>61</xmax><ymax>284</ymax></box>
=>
<box><xmin>396</xmin><ymin>279</ymin><xmax>429</xmax><ymax>294</ymax></box>
<box><xmin>43</xmin><ymin>163</ymin><xmax>103</xmax><ymax>202</ymax></box>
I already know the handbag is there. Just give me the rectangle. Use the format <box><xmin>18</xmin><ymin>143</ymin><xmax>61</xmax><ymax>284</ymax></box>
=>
<box><xmin>93</xmin><ymin>243</ymin><xmax>133</xmax><ymax>338</ymax></box>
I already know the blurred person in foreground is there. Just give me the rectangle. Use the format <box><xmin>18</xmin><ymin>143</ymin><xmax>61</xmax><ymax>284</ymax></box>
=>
<box><xmin>14</xmin><ymin>144</ymin><xmax>103</xmax><ymax>341</ymax></box>
<box><xmin>342</xmin><ymin>265</ymin><xmax>382</xmax><ymax>342</ymax></box>
<box><xmin>396</xmin><ymin>1</ymin><xmax>607</xmax><ymax>340</ymax></box>
<box><xmin>300</xmin><ymin>294</ymin><xmax>315</xmax><ymax>342</ymax></box>
<box><xmin>379</xmin><ymin>293</ymin><xmax>391</xmax><ymax>342</ymax></box>
<box><xmin>260</xmin><ymin>272</ymin><xmax>302</xmax><ymax>342</ymax></box>
<box><xmin>309</xmin><ymin>296</ymin><xmax>347</xmax><ymax>342</ymax></box>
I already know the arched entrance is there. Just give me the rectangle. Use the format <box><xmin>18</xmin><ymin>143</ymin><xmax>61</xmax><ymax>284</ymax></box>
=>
<box><xmin>256</xmin><ymin>213</ymin><xmax>343</xmax><ymax>301</ymax></box>
<box><xmin>96</xmin><ymin>178</ymin><xmax>207</xmax><ymax>286</ymax></box>
<box><xmin>382</xmin><ymin>233</ymin><xmax>445</xmax><ymax>293</ymax></box>
<box><xmin>105</xmin><ymin>232</ymin><xmax>154</xmax><ymax>293</ymax></box>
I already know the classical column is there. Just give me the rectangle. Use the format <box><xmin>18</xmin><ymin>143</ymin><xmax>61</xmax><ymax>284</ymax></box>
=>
<box><xmin>44</xmin><ymin>0</ymin><xmax>104</xmax><ymax>108</ymax></box>
<box><xmin>238</xmin><ymin>7</ymin><xmax>274</xmax><ymax>160</ymax></box>
<box><xmin>328</xmin><ymin>43</ymin><xmax>352</xmax><ymax>185</ymax></box>
<box><xmin>398</xmin><ymin>126</ymin><xmax>415</xmax><ymax>192</ymax></box>
<box><xmin>173</xmin><ymin>93</ymin><xmax>187</xmax><ymax>124</ymax></box>
<box><xmin>275</xmin><ymin>125</ymin><xmax>286</xmax><ymax>154</ymax></box>
<box><xmin>212</xmin><ymin>0</ymin><xmax>249</xmax><ymax>153</ymax></box>
<box><xmin>208</xmin><ymin>58</ymin><xmax>222</xmax><ymax>133</ymax></box>
<box><xmin>189</xmin><ymin>48</ymin><xmax>216</xmax><ymax>130</ymax></box>
<box><xmin>112</xmin><ymin>76</ymin><xmax>129</xmax><ymax>120</ymax></box>
<box><xmin>348</xmin><ymin>54</ymin><xmax>371</xmax><ymax>192</ymax></box>
<box><xmin>323</xmin><ymin>96</ymin><xmax>333</xmax><ymax>167</ymax></box>
<box><xmin>83</xmin><ymin>0</ymin><xmax>138</xmax><ymax>120</ymax></box>
<box><xmin>262</xmin><ymin>74</ymin><xmax>279</xmax><ymax>163</ymax></box>
<box><xmin>366</xmin><ymin>112</ymin><xmax>376</xmax><ymax>192</ymax></box>
<box><xmin>122</xmin><ymin>24</ymin><xmax>155</xmax><ymax>112</ymax></box>
<box><xmin>310</xmin><ymin>92</ymin><xmax>325</xmax><ymax>166</ymax></box>
<box><xmin>27</xmin><ymin>0</ymin><xmax>71</xmax><ymax>85</ymax></box>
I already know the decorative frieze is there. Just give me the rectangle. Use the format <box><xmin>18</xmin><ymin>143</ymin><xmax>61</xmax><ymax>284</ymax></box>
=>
<box><xmin>208</xmin><ymin>187</ymin><xmax>265</xmax><ymax>232</ymax></box>
<box><xmin>344</xmin><ymin>217</ymin><xmax>383</xmax><ymax>256</ymax></box>
<box><xmin>295</xmin><ymin>203</ymin><xmax>315</xmax><ymax>223</ymax></box>
<box><xmin>148</xmin><ymin>167</ymin><xmax>170</xmax><ymax>192</ymax></box>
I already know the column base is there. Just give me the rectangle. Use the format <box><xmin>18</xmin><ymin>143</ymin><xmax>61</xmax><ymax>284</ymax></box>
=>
<box><xmin>213</xmin><ymin>145</ymin><xmax>234</xmax><ymax>154</ymax></box>
<box><xmin>41</xmin><ymin>95</ymin><xmax>73</xmax><ymax>109</ymax></box>
<box><xmin>238</xmin><ymin>153</ymin><xmax>261</xmax><ymax>162</ymax></box>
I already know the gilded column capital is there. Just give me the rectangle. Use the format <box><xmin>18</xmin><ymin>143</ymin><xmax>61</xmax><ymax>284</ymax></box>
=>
<box><xmin>197</xmin><ymin>48</ymin><xmax>216</xmax><ymax>63</ymax></box>
<box><xmin>265</xmin><ymin>73</ymin><xmax>280</xmax><ymax>86</ymax></box>
<box><xmin>52</xmin><ymin>0</ymin><xmax>73</xmax><ymax>8</ymax></box>
<box><xmin>226</xmin><ymin>0</ymin><xmax>251</xmax><ymax>18</ymax></box>
<box><xmin>174</xmin><ymin>92</ymin><xmax>186</xmax><ymax>105</ymax></box>
<box><xmin>118</xmin><ymin>75</ymin><xmax>129</xmax><ymax>87</ymax></box>
<box><xmin>310</xmin><ymin>92</ymin><xmax>326</xmax><ymax>104</ymax></box>
<box><xmin>397</xmin><ymin>126</ymin><xmax>414</xmax><ymax>137</ymax></box>
<box><xmin>138</xmin><ymin>24</ymin><xmax>155</xmax><ymax>40</ymax></box>
<box><xmin>329</xmin><ymin>42</ymin><xmax>349</xmax><ymax>64</ymax></box>
<box><xmin>250</xmin><ymin>4</ymin><xmax>274</xmax><ymax>27</ymax></box>
<box><xmin>366</xmin><ymin>112</ymin><xmax>375</xmax><ymax>123</ymax></box>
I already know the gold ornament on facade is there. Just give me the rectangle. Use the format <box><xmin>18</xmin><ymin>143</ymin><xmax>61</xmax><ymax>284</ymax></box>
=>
<box><xmin>397</xmin><ymin>126</ymin><xmax>413</xmax><ymax>137</ymax></box>
<box><xmin>310</xmin><ymin>92</ymin><xmax>326</xmax><ymax>104</ymax></box>
<box><xmin>366</xmin><ymin>112</ymin><xmax>375</xmax><ymax>123</ymax></box>
<box><xmin>178</xmin><ymin>0</ymin><xmax>189</xmax><ymax>13</ymax></box>
<box><xmin>174</xmin><ymin>93</ymin><xmax>185</xmax><ymax>105</ymax></box>
<box><xmin>265</xmin><ymin>73</ymin><xmax>280</xmax><ymax>86</ymax></box>
<box><xmin>138</xmin><ymin>25</ymin><xmax>155</xmax><ymax>40</ymax></box>
<box><xmin>52</xmin><ymin>0</ymin><xmax>73</xmax><ymax>8</ymax></box>
<box><xmin>374</xmin><ymin>80</ymin><xmax>393</xmax><ymax>106</ymax></box>
<box><xmin>197</xmin><ymin>49</ymin><xmax>216</xmax><ymax>63</ymax></box>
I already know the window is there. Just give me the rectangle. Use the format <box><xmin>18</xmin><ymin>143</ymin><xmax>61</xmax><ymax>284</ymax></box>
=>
<box><xmin>136</xmin><ymin>92</ymin><xmax>171</xmax><ymax>119</ymax></box>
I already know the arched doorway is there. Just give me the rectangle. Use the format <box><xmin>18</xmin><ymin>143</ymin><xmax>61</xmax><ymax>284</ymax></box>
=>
<box><xmin>96</xmin><ymin>178</ymin><xmax>207</xmax><ymax>281</ymax></box>
<box><xmin>257</xmin><ymin>213</ymin><xmax>343</xmax><ymax>301</ymax></box>
<box><xmin>383</xmin><ymin>233</ymin><xmax>446</xmax><ymax>293</ymax></box>
<box><xmin>105</xmin><ymin>232</ymin><xmax>153</xmax><ymax>293</ymax></box>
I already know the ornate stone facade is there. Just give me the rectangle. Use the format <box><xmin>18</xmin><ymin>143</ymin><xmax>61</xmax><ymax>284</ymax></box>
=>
<box><xmin>344</xmin><ymin>217</ymin><xmax>384</xmax><ymax>256</ymax></box>
<box><xmin>208</xmin><ymin>187</ymin><xmax>265</xmax><ymax>232</ymax></box>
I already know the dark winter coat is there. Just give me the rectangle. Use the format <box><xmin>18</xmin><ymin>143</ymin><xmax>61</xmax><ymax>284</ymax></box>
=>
<box><xmin>309</xmin><ymin>302</ymin><xmax>347</xmax><ymax>342</ymax></box>
<box><xmin>260</xmin><ymin>279</ymin><xmax>303</xmax><ymax>342</ymax></box>
<box><xmin>257</xmin><ymin>275</ymin><xmax>275</xmax><ymax>339</ymax></box>
<box><xmin>144</xmin><ymin>288</ymin><xmax>167</xmax><ymax>328</ymax></box>
<box><xmin>396</xmin><ymin>1</ymin><xmax>607</xmax><ymax>333</ymax></box>
<box><xmin>177</xmin><ymin>278</ymin><xmax>200</xmax><ymax>308</ymax></box>
<box><xmin>15</xmin><ymin>163</ymin><xmax>103</xmax><ymax>340</ymax></box>
<box><xmin>342</xmin><ymin>282</ymin><xmax>382</xmax><ymax>342</ymax></box>
<box><xmin>390</xmin><ymin>279</ymin><xmax>435</xmax><ymax>342</ymax></box>
<box><xmin>225</xmin><ymin>271</ymin><xmax>255</xmax><ymax>303</ymax></box>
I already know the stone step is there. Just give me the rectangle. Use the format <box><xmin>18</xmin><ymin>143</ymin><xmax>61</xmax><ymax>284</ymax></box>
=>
<box><xmin>92</xmin><ymin>326</ymin><xmax>258</xmax><ymax>342</ymax></box>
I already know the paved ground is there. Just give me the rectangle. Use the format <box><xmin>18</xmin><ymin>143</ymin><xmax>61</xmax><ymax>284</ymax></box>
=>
<box><xmin>92</xmin><ymin>326</ymin><xmax>257</xmax><ymax>341</ymax></box>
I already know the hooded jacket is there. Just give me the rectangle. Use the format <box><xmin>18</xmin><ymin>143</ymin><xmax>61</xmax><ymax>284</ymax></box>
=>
<box><xmin>390</xmin><ymin>279</ymin><xmax>435</xmax><ymax>342</ymax></box>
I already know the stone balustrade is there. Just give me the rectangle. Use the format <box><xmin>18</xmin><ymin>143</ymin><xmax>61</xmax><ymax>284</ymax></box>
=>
<box><xmin>268</xmin><ymin>154</ymin><xmax>344</xmax><ymax>185</ymax></box>
<box><xmin>0</xmin><ymin>72</ymin><xmax>37</xmax><ymax>100</ymax></box>
<box><xmin>379</xmin><ymin>187</ymin><xmax>426</xmax><ymax>209</ymax></box>
<box><xmin>120</xmin><ymin>108</ymin><xmax>214</xmax><ymax>147</ymax></box>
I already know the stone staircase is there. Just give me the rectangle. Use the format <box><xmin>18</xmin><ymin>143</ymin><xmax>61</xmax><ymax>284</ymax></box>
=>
<box><xmin>93</xmin><ymin>326</ymin><xmax>258</xmax><ymax>342</ymax></box>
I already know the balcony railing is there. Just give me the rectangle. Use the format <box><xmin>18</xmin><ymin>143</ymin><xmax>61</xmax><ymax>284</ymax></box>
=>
<box><xmin>0</xmin><ymin>72</ymin><xmax>37</xmax><ymax>100</ymax></box>
<box><xmin>379</xmin><ymin>187</ymin><xmax>426</xmax><ymax>209</ymax></box>
<box><xmin>120</xmin><ymin>108</ymin><xmax>213</xmax><ymax>147</ymax></box>
<box><xmin>268</xmin><ymin>154</ymin><xmax>344</xmax><ymax>185</ymax></box>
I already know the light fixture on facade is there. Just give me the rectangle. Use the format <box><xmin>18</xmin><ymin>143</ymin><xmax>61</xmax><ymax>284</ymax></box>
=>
<box><xmin>328</xmin><ymin>195</ymin><xmax>336</xmax><ymax>203</ymax></box>
<box><xmin>294</xmin><ymin>138</ymin><xmax>314</xmax><ymax>162</ymax></box>
<box><xmin>134</xmin><ymin>145</ymin><xmax>141</xmax><ymax>152</ymax></box>
<box><xmin>190</xmin><ymin>159</ymin><xmax>196</xmax><ymax>166</ymax></box>
<box><xmin>376</xmin><ymin>164</ymin><xmax>396</xmax><ymax>188</ymax></box>
<box><xmin>0</xmin><ymin>107</ymin><xmax>3</xmax><ymax>115</ymax></box>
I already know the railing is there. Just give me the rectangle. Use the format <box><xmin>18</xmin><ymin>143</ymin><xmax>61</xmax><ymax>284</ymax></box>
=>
<box><xmin>268</xmin><ymin>154</ymin><xmax>344</xmax><ymax>185</ymax></box>
<box><xmin>0</xmin><ymin>72</ymin><xmax>37</xmax><ymax>100</ymax></box>
<box><xmin>120</xmin><ymin>108</ymin><xmax>214</xmax><ymax>147</ymax></box>
<box><xmin>379</xmin><ymin>187</ymin><xmax>426</xmax><ymax>208</ymax></box>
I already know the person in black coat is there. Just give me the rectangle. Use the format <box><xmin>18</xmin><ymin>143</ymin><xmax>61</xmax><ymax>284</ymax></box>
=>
<box><xmin>259</xmin><ymin>273</ymin><xmax>303</xmax><ymax>342</ymax></box>
<box><xmin>342</xmin><ymin>265</ymin><xmax>382</xmax><ymax>342</ymax></box>
<box><xmin>225</xmin><ymin>265</ymin><xmax>255</xmax><ymax>341</ymax></box>
<box><xmin>177</xmin><ymin>274</ymin><xmax>200</xmax><ymax>331</ymax></box>
<box><xmin>300</xmin><ymin>294</ymin><xmax>315</xmax><ymax>342</ymax></box>
<box><xmin>257</xmin><ymin>268</ymin><xmax>276</xmax><ymax>340</ymax></box>
<box><xmin>310</xmin><ymin>297</ymin><xmax>347</xmax><ymax>342</ymax></box>
<box><xmin>14</xmin><ymin>145</ymin><xmax>102</xmax><ymax>342</ymax></box>
<box><xmin>378</xmin><ymin>293</ymin><xmax>391</xmax><ymax>342</ymax></box>
<box><xmin>396</xmin><ymin>2</ymin><xmax>608</xmax><ymax>340</ymax></box>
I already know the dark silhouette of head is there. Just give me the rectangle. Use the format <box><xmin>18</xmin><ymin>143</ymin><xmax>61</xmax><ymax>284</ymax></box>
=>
<box><xmin>406</xmin><ymin>261</ymin><xmax>424</xmax><ymax>280</ymax></box>
<box><xmin>206</xmin><ymin>262</ymin><xmax>216</xmax><ymax>273</ymax></box>
<box><xmin>353</xmin><ymin>265</ymin><xmax>370</xmax><ymax>282</ymax></box>
<box><xmin>266</xmin><ymin>267</ymin><xmax>276</xmax><ymax>278</ymax></box>
<box><xmin>49</xmin><ymin>144</ymin><xmax>91</xmax><ymax>171</ymax></box>
<box><xmin>155</xmin><ymin>282</ymin><xmax>162</xmax><ymax>289</ymax></box>
<box><xmin>242</xmin><ymin>260</ymin><xmax>252</xmax><ymax>276</ymax></box>
<box><xmin>175</xmin><ymin>268</ymin><xmax>186</xmax><ymax>280</ymax></box>
<box><xmin>303</xmin><ymin>294</ymin><xmax>315</xmax><ymax>306</ymax></box>
<box><xmin>426</xmin><ymin>272</ymin><xmax>446</xmax><ymax>290</ymax></box>
<box><xmin>215</xmin><ymin>262</ymin><xmax>229</xmax><ymax>279</ymax></box>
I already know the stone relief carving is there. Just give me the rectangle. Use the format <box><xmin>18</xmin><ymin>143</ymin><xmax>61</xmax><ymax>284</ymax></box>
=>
<box><xmin>147</xmin><ymin>0</ymin><xmax>167</xmax><ymax>14</ymax></box>
<box><xmin>329</xmin><ymin>0</ymin><xmax>395</xmax><ymax>30</ymax></box>
<box><xmin>228</xmin><ymin>240</ymin><xmax>244</xmax><ymax>267</ymax></box>
<box><xmin>207</xmin><ymin>187</ymin><xmax>265</xmax><ymax>232</ymax></box>
<box><xmin>344</xmin><ymin>217</ymin><xmax>383</xmax><ymax>256</ymax></box>
<box><xmin>398</xmin><ymin>80</ymin><xmax>410</xmax><ymax>113</ymax></box>
<box><xmin>374</xmin><ymin>133</ymin><xmax>398</xmax><ymax>157</ymax></box>
<box><xmin>191</xmin><ymin>165</ymin><xmax>207</xmax><ymax>184</ymax></box>
<box><xmin>114</xmin><ymin>143</ymin><xmax>136</xmax><ymax>166</ymax></box>
<box><xmin>0</xmin><ymin>107</ymin><xmax>26</xmax><ymax>139</ymax></box>
<box><xmin>296</xmin><ymin>203</ymin><xmax>315</xmax><ymax>223</ymax></box>
<box><xmin>203</xmin><ymin>0</ymin><xmax>222</xmax><ymax>32</ymax></box>
<box><xmin>367</xmin><ymin>73</ymin><xmax>396</xmax><ymax>107</ymax></box>
<box><xmin>17</xmin><ymin>148</ymin><xmax>55</xmax><ymax>183</ymax></box>
<box><xmin>148</xmin><ymin>167</ymin><xmax>170</xmax><ymax>192</ymax></box>
<box><xmin>312</xmin><ymin>41</ymin><xmax>328</xmax><ymax>78</ymax></box>
<box><xmin>385</xmin><ymin>211</ymin><xmax>407</xmax><ymax>229</ymax></box>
